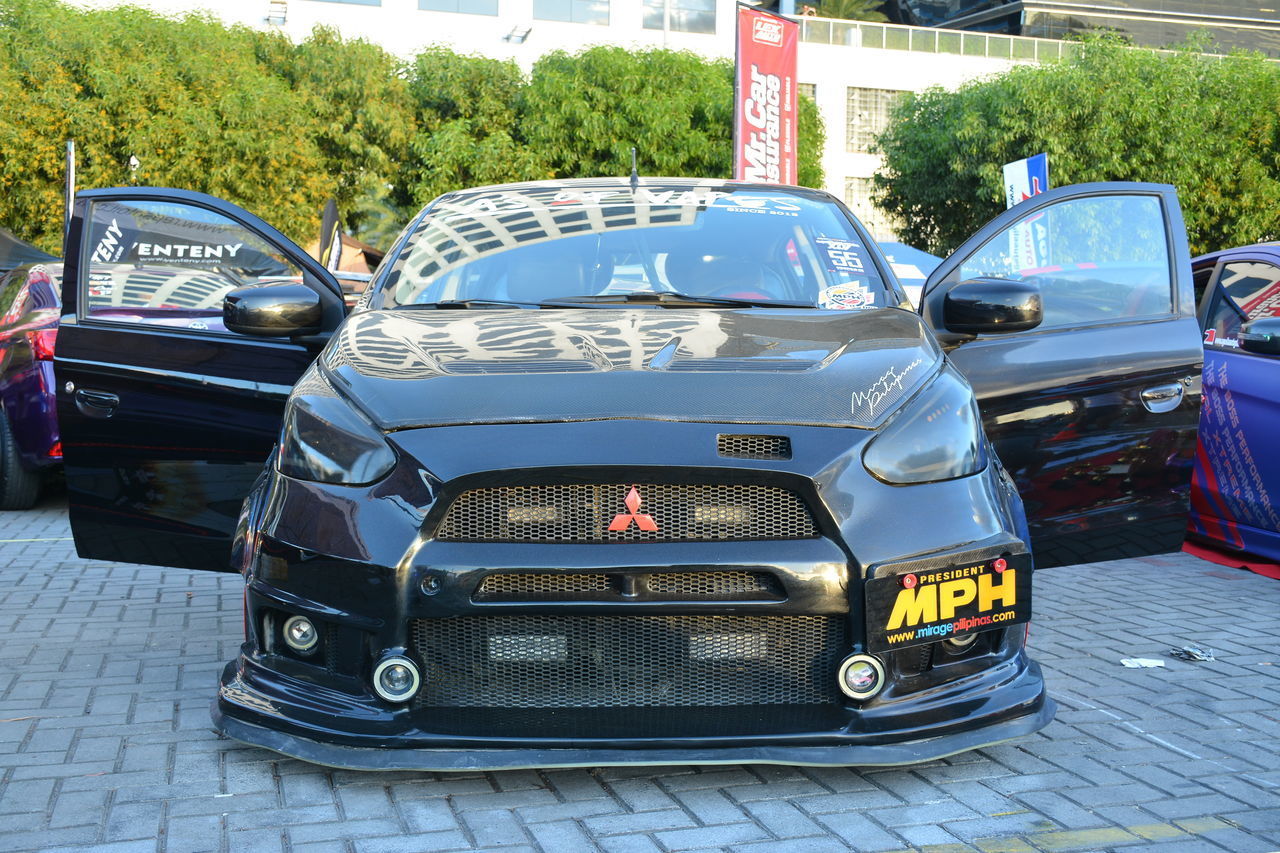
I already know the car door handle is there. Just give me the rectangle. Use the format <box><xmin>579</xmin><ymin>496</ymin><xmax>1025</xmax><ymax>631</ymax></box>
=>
<box><xmin>75</xmin><ymin>389</ymin><xmax>120</xmax><ymax>419</ymax></box>
<box><xmin>1140</xmin><ymin>382</ymin><xmax>1184</xmax><ymax>414</ymax></box>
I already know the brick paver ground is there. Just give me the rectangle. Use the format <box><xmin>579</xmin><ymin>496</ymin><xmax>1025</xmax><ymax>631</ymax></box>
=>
<box><xmin>1</xmin><ymin>491</ymin><xmax>1277</xmax><ymax>853</ymax></box>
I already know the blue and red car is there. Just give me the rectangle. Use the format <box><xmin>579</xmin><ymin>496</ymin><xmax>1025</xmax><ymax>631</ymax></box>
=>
<box><xmin>1188</xmin><ymin>243</ymin><xmax>1280</xmax><ymax>563</ymax></box>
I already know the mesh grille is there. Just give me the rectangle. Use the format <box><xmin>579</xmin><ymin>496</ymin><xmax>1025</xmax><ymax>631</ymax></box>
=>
<box><xmin>436</xmin><ymin>483</ymin><xmax>817</xmax><ymax>543</ymax></box>
<box><xmin>410</xmin><ymin>615</ymin><xmax>846</xmax><ymax>709</ymax></box>
<box><xmin>476</xmin><ymin>573</ymin><xmax>615</xmax><ymax>602</ymax></box>
<box><xmin>473</xmin><ymin>571</ymin><xmax>785</xmax><ymax>602</ymax></box>
<box><xmin>718</xmin><ymin>434</ymin><xmax>792</xmax><ymax>460</ymax></box>
<box><xmin>647</xmin><ymin>571</ymin><xmax>783</xmax><ymax>598</ymax></box>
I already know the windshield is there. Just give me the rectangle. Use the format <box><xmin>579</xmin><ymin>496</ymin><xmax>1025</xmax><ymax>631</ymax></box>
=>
<box><xmin>375</xmin><ymin>185</ymin><xmax>892</xmax><ymax>310</ymax></box>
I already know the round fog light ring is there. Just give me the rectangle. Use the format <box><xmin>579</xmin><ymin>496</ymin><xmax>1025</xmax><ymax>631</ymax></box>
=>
<box><xmin>943</xmin><ymin>632</ymin><xmax>979</xmax><ymax>654</ymax></box>
<box><xmin>372</xmin><ymin>655</ymin><xmax>421</xmax><ymax>703</ymax></box>
<box><xmin>837</xmin><ymin>654</ymin><xmax>885</xmax><ymax>701</ymax></box>
<box><xmin>282</xmin><ymin>615</ymin><xmax>319</xmax><ymax>654</ymax></box>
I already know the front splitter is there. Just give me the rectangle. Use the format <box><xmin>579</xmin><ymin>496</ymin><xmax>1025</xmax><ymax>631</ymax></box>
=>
<box><xmin>211</xmin><ymin>697</ymin><xmax>1056</xmax><ymax>771</ymax></box>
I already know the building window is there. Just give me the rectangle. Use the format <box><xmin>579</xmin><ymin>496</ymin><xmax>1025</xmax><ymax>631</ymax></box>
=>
<box><xmin>534</xmin><ymin>0</ymin><xmax>609</xmax><ymax>24</ymax></box>
<box><xmin>846</xmin><ymin>87</ymin><xmax>904</xmax><ymax>153</ymax></box>
<box><xmin>421</xmin><ymin>0</ymin><xmax>497</xmax><ymax>14</ymax></box>
<box><xmin>642</xmin><ymin>0</ymin><xmax>715</xmax><ymax>34</ymax></box>
<box><xmin>798</xmin><ymin>82</ymin><xmax>816</xmax><ymax>102</ymax></box>
<box><xmin>844</xmin><ymin>177</ymin><xmax>897</xmax><ymax>241</ymax></box>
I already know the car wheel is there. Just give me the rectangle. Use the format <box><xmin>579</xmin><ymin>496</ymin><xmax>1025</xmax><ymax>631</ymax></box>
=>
<box><xmin>0</xmin><ymin>412</ymin><xmax>41</xmax><ymax>510</ymax></box>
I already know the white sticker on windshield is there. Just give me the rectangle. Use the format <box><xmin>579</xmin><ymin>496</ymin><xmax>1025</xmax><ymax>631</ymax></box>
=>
<box><xmin>816</xmin><ymin>237</ymin><xmax>866</xmax><ymax>274</ymax></box>
<box><xmin>819</xmin><ymin>283</ymin><xmax>875</xmax><ymax>310</ymax></box>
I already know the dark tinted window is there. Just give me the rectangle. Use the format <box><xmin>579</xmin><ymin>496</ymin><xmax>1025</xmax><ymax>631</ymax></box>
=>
<box><xmin>951</xmin><ymin>194</ymin><xmax>1172</xmax><ymax>328</ymax></box>
<box><xmin>1204</xmin><ymin>259</ymin><xmax>1280</xmax><ymax>348</ymax></box>
<box><xmin>83</xmin><ymin>200</ymin><xmax>298</xmax><ymax>333</ymax></box>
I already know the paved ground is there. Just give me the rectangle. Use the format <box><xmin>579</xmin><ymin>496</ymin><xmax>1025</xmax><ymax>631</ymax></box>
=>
<box><xmin>0</xmin><ymin>491</ymin><xmax>1277</xmax><ymax>853</ymax></box>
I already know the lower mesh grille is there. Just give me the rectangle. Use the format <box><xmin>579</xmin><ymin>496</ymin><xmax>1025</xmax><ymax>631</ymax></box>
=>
<box><xmin>473</xmin><ymin>570</ymin><xmax>786</xmax><ymax>602</ymax></box>
<box><xmin>410</xmin><ymin>615</ymin><xmax>846</xmax><ymax>710</ymax></box>
<box><xmin>435</xmin><ymin>483</ymin><xmax>817</xmax><ymax>543</ymax></box>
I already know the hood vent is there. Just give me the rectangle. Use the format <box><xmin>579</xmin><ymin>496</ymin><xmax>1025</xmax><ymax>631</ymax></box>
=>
<box><xmin>718</xmin><ymin>434</ymin><xmax>792</xmax><ymax>460</ymax></box>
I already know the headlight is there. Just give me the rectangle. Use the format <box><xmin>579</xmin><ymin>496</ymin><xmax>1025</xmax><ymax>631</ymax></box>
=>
<box><xmin>277</xmin><ymin>370</ymin><xmax>395</xmax><ymax>485</ymax></box>
<box><xmin>862</xmin><ymin>367</ymin><xmax>987</xmax><ymax>484</ymax></box>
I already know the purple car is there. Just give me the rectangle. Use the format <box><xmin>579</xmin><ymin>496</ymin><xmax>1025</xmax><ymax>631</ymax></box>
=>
<box><xmin>0</xmin><ymin>262</ymin><xmax>62</xmax><ymax>508</ymax></box>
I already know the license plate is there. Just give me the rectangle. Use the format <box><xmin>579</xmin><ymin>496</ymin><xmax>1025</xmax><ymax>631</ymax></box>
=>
<box><xmin>864</xmin><ymin>554</ymin><xmax>1032</xmax><ymax>653</ymax></box>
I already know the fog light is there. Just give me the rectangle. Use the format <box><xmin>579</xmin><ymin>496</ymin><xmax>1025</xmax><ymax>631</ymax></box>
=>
<box><xmin>837</xmin><ymin>654</ymin><xmax>885</xmax><ymax>701</ymax></box>
<box><xmin>372</xmin><ymin>655</ymin><xmax>421</xmax><ymax>703</ymax></box>
<box><xmin>282</xmin><ymin>615</ymin><xmax>318</xmax><ymax>654</ymax></box>
<box><xmin>943</xmin><ymin>632</ymin><xmax>979</xmax><ymax>654</ymax></box>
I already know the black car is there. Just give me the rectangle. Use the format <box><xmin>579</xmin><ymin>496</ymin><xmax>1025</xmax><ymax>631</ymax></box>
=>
<box><xmin>54</xmin><ymin>179</ymin><xmax>1202</xmax><ymax>769</ymax></box>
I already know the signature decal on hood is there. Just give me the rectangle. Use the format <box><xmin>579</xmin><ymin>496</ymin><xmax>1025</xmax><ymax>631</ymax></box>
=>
<box><xmin>851</xmin><ymin>358</ymin><xmax>925</xmax><ymax>419</ymax></box>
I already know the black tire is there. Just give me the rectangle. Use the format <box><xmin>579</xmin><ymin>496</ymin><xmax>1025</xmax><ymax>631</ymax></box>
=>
<box><xmin>0</xmin><ymin>411</ymin><xmax>41</xmax><ymax>510</ymax></box>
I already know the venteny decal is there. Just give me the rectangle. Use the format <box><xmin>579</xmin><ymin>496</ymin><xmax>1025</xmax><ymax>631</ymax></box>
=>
<box><xmin>136</xmin><ymin>241</ymin><xmax>245</xmax><ymax>264</ymax></box>
<box><xmin>864</xmin><ymin>555</ymin><xmax>1032</xmax><ymax>652</ymax></box>
<box><xmin>91</xmin><ymin>218</ymin><xmax>129</xmax><ymax>264</ymax></box>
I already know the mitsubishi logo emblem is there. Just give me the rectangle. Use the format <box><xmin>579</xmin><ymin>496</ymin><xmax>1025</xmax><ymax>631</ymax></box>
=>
<box><xmin>609</xmin><ymin>486</ymin><xmax>658</xmax><ymax>532</ymax></box>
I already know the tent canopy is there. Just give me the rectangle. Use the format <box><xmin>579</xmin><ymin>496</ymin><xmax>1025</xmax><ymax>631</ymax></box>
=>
<box><xmin>0</xmin><ymin>227</ymin><xmax>58</xmax><ymax>275</ymax></box>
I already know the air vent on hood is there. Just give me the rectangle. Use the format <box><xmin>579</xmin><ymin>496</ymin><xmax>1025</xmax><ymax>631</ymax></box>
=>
<box><xmin>718</xmin><ymin>434</ymin><xmax>792</xmax><ymax>460</ymax></box>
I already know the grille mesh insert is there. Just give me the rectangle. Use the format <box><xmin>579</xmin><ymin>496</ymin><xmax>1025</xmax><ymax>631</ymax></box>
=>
<box><xmin>717</xmin><ymin>434</ymin><xmax>792</xmax><ymax>460</ymax></box>
<box><xmin>436</xmin><ymin>483</ymin><xmax>817</xmax><ymax>543</ymax></box>
<box><xmin>473</xmin><ymin>570</ymin><xmax>785</xmax><ymax>602</ymax></box>
<box><xmin>475</xmin><ymin>573</ymin><xmax>616</xmax><ymax>601</ymax></box>
<box><xmin>647</xmin><ymin>571</ymin><xmax>783</xmax><ymax>598</ymax></box>
<box><xmin>410</xmin><ymin>614</ymin><xmax>846</xmax><ymax>709</ymax></box>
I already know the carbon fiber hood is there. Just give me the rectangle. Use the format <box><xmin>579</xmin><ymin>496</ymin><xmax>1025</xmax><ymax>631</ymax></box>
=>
<box><xmin>321</xmin><ymin>307</ymin><xmax>941</xmax><ymax>430</ymax></box>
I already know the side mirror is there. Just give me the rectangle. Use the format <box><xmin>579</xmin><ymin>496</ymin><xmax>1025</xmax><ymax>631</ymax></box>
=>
<box><xmin>224</xmin><ymin>282</ymin><xmax>322</xmax><ymax>337</ymax></box>
<box><xmin>1239</xmin><ymin>317</ymin><xmax>1280</xmax><ymax>355</ymax></box>
<box><xmin>943</xmin><ymin>278</ymin><xmax>1043</xmax><ymax>335</ymax></box>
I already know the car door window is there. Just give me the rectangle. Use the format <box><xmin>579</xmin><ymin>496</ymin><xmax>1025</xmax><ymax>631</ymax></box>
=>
<box><xmin>0</xmin><ymin>268</ymin><xmax>31</xmax><ymax>323</ymax></box>
<box><xmin>83</xmin><ymin>199</ymin><xmax>301</xmax><ymax>333</ymax></box>
<box><xmin>1204</xmin><ymin>260</ymin><xmax>1280</xmax><ymax>348</ymax></box>
<box><xmin>952</xmin><ymin>195</ymin><xmax>1172</xmax><ymax>328</ymax></box>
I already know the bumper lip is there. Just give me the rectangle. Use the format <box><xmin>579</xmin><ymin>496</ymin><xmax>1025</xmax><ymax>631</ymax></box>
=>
<box><xmin>211</xmin><ymin>694</ymin><xmax>1056</xmax><ymax>771</ymax></box>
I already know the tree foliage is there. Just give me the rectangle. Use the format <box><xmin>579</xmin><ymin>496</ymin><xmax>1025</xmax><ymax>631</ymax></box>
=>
<box><xmin>522</xmin><ymin>47</ymin><xmax>737</xmax><ymax>180</ymax></box>
<box><xmin>0</xmin><ymin>1</ymin><xmax>826</xmax><ymax>254</ymax></box>
<box><xmin>873</xmin><ymin>38</ymin><xmax>1280</xmax><ymax>257</ymax></box>
<box><xmin>521</xmin><ymin>46</ymin><xmax>824</xmax><ymax>188</ymax></box>
<box><xmin>403</xmin><ymin>47</ymin><xmax>548</xmax><ymax>207</ymax></box>
<box><xmin>0</xmin><ymin>0</ymin><xmax>332</xmax><ymax>250</ymax></box>
<box><xmin>253</xmin><ymin>26</ymin><xmax>413</xmax><ymax>236</ymax></box>
<box><xmin>810</xmin><ymin>0</ymin><xmax>888</xmax><ymax>24</ymax></box>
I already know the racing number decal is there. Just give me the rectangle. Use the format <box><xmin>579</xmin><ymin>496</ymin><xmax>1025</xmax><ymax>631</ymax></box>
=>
<box><xmin>864</xmin><ymin>555</ymin><xmax>1032</xmax><ymax>652</ymax></box>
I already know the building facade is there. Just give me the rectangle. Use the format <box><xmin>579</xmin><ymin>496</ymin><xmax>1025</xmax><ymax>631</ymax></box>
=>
<box><xmin>74</xmin><ymin>0</ymin><xmax>1079</xmax><ymax>238</ymax></box>
<box><xmin>890</xmin><ymin>0</ymin><xmax>1280</xmax><ymax>57</ymax></box>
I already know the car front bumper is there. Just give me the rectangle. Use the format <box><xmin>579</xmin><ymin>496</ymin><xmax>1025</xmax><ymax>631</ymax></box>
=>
<box><xmin>218</xmin><ymin>419</ymin><xmax>1049</xmax><ymax>768</ymax></box>
<box><xmin>212</xmin><ymin>644</ymin><xmax>1052</xmax><ymax>769</ymax></box>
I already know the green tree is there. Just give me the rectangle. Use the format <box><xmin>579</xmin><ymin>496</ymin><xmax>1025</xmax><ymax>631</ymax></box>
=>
<box><xmin>521</xmin><ymin>46</ymin><xmax>824</xmax><ymax>188</ymax></box>
<box><xmin>403</xmin><ymin>47</ymin><xmax>548</xmax><ymax>207</ymax></box>
<box><xmin>0</xmin><ymin>0</ymin><xmax>333</xmax><ymax>250</ymax></box>
<box><xmin>873</xmin><ymin>38</ymin><xmax>1280</xmax><ymax>256</ymax></box>
<box><xmin>253</xmin><ymin>26</ymin><xmax>413</xmax><ymax>239</ymax></box>
<box><xmin>809</xmin><ymin>0</ymin><xmax>888</xmax><ymax>23</ymax></box>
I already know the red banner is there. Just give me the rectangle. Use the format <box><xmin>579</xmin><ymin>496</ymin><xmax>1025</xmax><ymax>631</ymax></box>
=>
<box><xmin>734</xmin><ymin>6</ymin><xmax>799</xmax><ymax>185</ymax></box>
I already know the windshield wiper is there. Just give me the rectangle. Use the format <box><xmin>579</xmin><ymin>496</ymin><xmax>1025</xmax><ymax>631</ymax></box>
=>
<box><xmin>539</xmin><ymin>292</ymin><xmax>812</xmax><ymax>309</ymax></box>
<box><xmin>407</xmin><ymin>299</ymin><xmax>541</xmax><ymax>309</ymax></box>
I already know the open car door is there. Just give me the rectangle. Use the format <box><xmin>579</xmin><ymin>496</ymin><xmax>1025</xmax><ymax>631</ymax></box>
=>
<box><xmin>919</xmin><ymin>183</ymin><xmax>1202</xmax><ymax>568</ymax></box>
<box><xmin>55</xmin><ymin>188</ymin><xmax>347</xmax><ymax>571</ymax></box>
